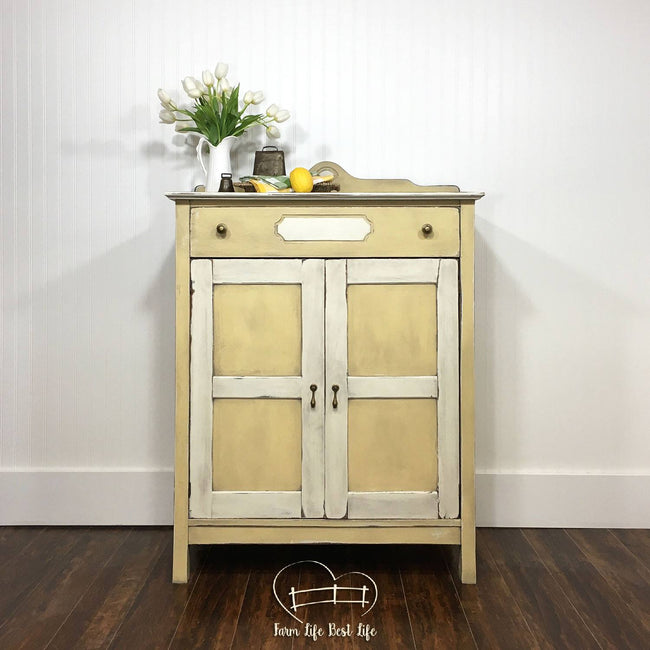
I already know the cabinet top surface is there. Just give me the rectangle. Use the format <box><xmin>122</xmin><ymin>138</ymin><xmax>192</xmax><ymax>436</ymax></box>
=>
<box><xmin>166</xmin><ymin>191</ymin><xmax>484</xmax><ymax>204</ymax></box>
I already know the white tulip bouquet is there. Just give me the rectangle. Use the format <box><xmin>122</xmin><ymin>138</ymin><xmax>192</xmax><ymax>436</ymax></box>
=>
<box><xmin>157</xmin><ymin>62</ymin><xmax>290</xmax><ymax>145</ymax></box>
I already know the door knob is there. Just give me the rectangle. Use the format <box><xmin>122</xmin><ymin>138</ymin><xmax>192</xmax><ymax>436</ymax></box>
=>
<box><xmin>331</xmin><ymin>384</ymin><xmax>339</xmax><ymax>409</ymax></box>
<box><xmin>216</xmin><ymin>223</ymin><xmax>228</xmax><ymax>236</ymax></box>
<box><xmin>310</xmin><ymin>384</ymin><xmax>317</xmax><ymax>408</ymax></box>
<box><xmin>422</xmin><ymin>223</ymin><xmax>433</xmax><ymax>236</ymax></box>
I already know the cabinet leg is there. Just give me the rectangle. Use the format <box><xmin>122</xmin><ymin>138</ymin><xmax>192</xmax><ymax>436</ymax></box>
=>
<box><xmin>172</xmin><ymin>536</ymin><xmax>190</xmax><ymax>583</ymax></box>
<box><xmin>459</xmin><ymin>525</ymin><xmax>476</xmax><ymax>584</ymax></box>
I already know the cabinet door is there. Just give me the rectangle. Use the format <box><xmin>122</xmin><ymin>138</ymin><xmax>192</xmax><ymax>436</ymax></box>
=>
<box><xmin>325</xmin><ymin>259</ymin><xmax>459</xmax><ymax>519</ymax></box>
<box><xmin>189</xmin><ymin>259</ymin><xmax>325</xmax><ymax>519</ymax></box>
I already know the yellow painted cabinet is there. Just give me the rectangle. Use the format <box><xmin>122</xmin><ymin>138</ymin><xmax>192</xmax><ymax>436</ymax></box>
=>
<box><xmin>170</xmin><ymin>168</ymin><xmax>482</xmax><ymax>584</ymax></box>
<box><xmin>189</xmin><ymin>257</ymin><xmax>459</xmax><ymax>522</ymax></box>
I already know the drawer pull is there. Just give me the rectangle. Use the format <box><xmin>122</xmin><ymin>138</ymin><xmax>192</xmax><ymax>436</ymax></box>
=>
<box><xmin>310</xmin><ymin>384</ymin><xmax>318</xmax><ymax>408</ymax></box>
<box><xmin>216</xmin><ymin>223</ymin><xmax>228</xmax><ymax>236</ymax></box>
<box><xmin>331</xmin><ymin>384</ymin><xmax>339</xmax><ymax>408</ymax></box>
<box><xmin>422</xmin><ymin>223</ymin><xmax>433</xmax><ymax>236</ymax></box>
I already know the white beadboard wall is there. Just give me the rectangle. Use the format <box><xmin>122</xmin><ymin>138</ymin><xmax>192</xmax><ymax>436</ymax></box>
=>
<box><xmin>1</xmin><ymin>0</ymin><xmax>649</xmax><ymax>525</ymax></box>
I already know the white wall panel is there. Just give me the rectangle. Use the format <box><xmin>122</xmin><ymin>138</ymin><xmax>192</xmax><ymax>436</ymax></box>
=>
<box><xmin>1</xmin><ymin>0</ymin><xmax>649</xmax><ymax>524</ymax></box>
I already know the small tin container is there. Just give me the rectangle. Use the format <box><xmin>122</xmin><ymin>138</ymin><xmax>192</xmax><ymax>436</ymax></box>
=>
<box><xmin>253</xmin><ymin>146</ymin><xmax>286</xmax><ymax>176</ymax></box>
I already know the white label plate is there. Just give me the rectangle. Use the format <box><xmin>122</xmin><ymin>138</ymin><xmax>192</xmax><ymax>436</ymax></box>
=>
<box><xmin>275</xmin><ymin>216</ymin><xmax>372</xmax><ymax>241</ymax></box>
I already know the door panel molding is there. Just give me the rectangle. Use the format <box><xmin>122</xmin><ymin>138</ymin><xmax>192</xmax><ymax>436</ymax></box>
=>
<box><xmin>212</xmin><ymin>258</ymin><xmax>303</xmax><ymax>283</ymax></box>
<box><xmin>347</xmin><ymin>258</ymin><xmax>440</xmax><ymax>284</ymax></box>
<box><xmin>348</xmin><ymin>376</ymin><xmax>438</xmax><ymax>399</ymax></box>
<box><xmin>301</xmin><ymin>259</ymin><xmax>325</xmax><ymax>518</ymax></box>
<box><xmin>211</xmin><ymin>491</ymin><xmax>302</xmax><ymax>518</ymax></box>
<box><xmin>437</xmin><ymin>259</ymin><xmax>460</xmax><ymax>518</ymax></box>
<box><xmin>212</xmin><ymin>376</ymin><xmax>302</xmax><ymax>398</ymax></box>
<box><xmin>189</xmin><ymin>260</ymin><xmax>214</xmax><ymax>518</ymax></box>
<box><xmin>348</xmin><ymin>492</ymin><xmax>439</xmax><ymax>519</ymax></box>
<box><xmin>324</xmin><ymin>259</ymin><xmax>349</xmax><ymax>519</ymax></box>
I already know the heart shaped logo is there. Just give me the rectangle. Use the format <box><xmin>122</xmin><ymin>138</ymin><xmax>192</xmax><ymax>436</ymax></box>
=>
<box><xmin>272</xmin><ymin>560</ymin><xmax>378</xmax><ymax>623</ymax></box>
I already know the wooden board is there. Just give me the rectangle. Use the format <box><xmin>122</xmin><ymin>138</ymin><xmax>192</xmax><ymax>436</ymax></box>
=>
<box><xmin>188</xmin><ymin>260</ymin><xmax>214</xmax><ymax>520</ymax></box>
<box><xmin>188</xmin><ymin>526</ymin><xmax>460</xmax><ymax>545</ymax></box>
<box><xmin>212</xmin><ymin>376</ymin><xmax>302</xmax><ymax>398</ymax></box>
<box><xmin>437</xmin><ymin>259</ymin><xmax>460</xmax><ymax>519</ymax></box>
<box><xmin>324</xmin><ymin>260</ymin><xmax>349</xmax><ymax>519</ymax></box>
<box><xmin>173</xmin><ymin>201</ymin><xmax>191</xmax><ymax>583</ymax></box>
<box><xmin>347</xmin><ymin>376</ymin><xmax>438</xmax><ymax>399</ymax></box>
<box><xmin>347</xmin><ymin>258</ymin><xmax>440</xmax><ymax>284</ymax></box>
<box><xmin>210</xmin><ymin>492</ymin><xmax>302</xmax><ymax>519</ymax></box>
<box><xmin>300</xmin><ymin>259</ymin><xmax>325</xmax><ymax>518</ymax></box>
<box><xmin>347</xmin><ymin>492</ymin><xmax>439</xmax><ymax>519</ymax></box>
<box><xmin>459</xmin><ymin>204</ymin><xmax>476</xmax><ymax>582</ymax></box>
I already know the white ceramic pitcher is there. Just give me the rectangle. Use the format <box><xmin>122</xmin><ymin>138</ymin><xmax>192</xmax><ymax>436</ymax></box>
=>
<box><xmin>196</xmin><ymin>135</ymin><xmax>238</xmax><ymax>191</ymax></box>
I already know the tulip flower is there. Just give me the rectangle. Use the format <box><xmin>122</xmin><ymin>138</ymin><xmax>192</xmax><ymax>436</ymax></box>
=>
<box><xmin>182</xmin><ymin>76</ymin><xmax>197</xmax><ymax>93</ymax></box>
<box><xmin>159</xmin><ymin>109</ymin><xmax>176</xmax><ymax>124</ymax></box>
<box><xmin>214</xmin><ymin>62</ymin><xmax>228</xmax><ymax>80</ymax></box>
<box><xmin>252</xmin><ymin>91</ymin><xmax>264</xmax><ymax>105</ymax></box>
<box><xmin>218</xmin><ymin>78</ymin><xmax>232</xmax><ymax>95</ymax></box>
<box><xmin>274</xmin><ymin>109</ymin><xmax>290</xmax><ymax>123</ymax></box>
<box><xmin>202</xmin><ymin>70</ymin><xmax>215</xmax><ymax>87</ymax></box>
<box><xmin>266</xmin><ymin>125</ymin><xmax>280</xmax><ymax>138</ymax></box>
<box><xmin>158</xmin><ymin>88</ymin><xmax>172</xmax><ymax>105</ymax></box>
<box><xmin>266</xmin><ymin>104</ymin><xmax>278</xmax><ymax>118</ymax></box>
<box><xmin>187</xmin><ymin>88</ymin><xmax>202</xmax><ymax>99</ymax></box>
<box><xmin>243</xmin><ymin>90</ymin><xmax>254</xmax><ymax>105</ymax></box>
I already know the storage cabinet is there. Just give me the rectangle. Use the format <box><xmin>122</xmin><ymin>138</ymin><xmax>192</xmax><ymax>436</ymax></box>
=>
<box><xmin>169</xmin><ymin>162</ymin><xmax>483</xmax><ymax>584</ymax></box>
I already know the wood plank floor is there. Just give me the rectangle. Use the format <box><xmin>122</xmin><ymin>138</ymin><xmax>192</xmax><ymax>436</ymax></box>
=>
<box><xmin>0</xmin><ymin>527</ymin><xmax>648</xmax><ymax>649</ymax></box>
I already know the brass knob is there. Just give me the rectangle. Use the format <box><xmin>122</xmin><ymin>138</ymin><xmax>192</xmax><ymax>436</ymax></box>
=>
<box><xmin>309</xmin><ymin>384</ymin><xmax>317</xmax><ymax>409</ymax></box>
<box><xmin>331</xmin><ymin>384</ymin><xmax>339</xmax><ymax>409</ymax></box>
<box><xmin>216</xmin><ymin>223</ymin><xmax>227</xmax><ymax>236</ymax></box>
<box><xmin>422</xmin><ymin>223</ymin><xmax>433</xmax><ymax>236</ymax></box>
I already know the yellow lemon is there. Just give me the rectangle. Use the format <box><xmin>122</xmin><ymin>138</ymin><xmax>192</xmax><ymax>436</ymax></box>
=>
<box><xmin>290</xmin><ymin>167</ymin><xmax>314</xmax><ymax>193</ymax></box>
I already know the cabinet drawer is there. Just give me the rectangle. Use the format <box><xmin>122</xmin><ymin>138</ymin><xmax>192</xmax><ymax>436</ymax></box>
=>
<box><xmin>190</xmin><ymin>206</ymin><xmax>460</xmax><ymax>258</ymax></box>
